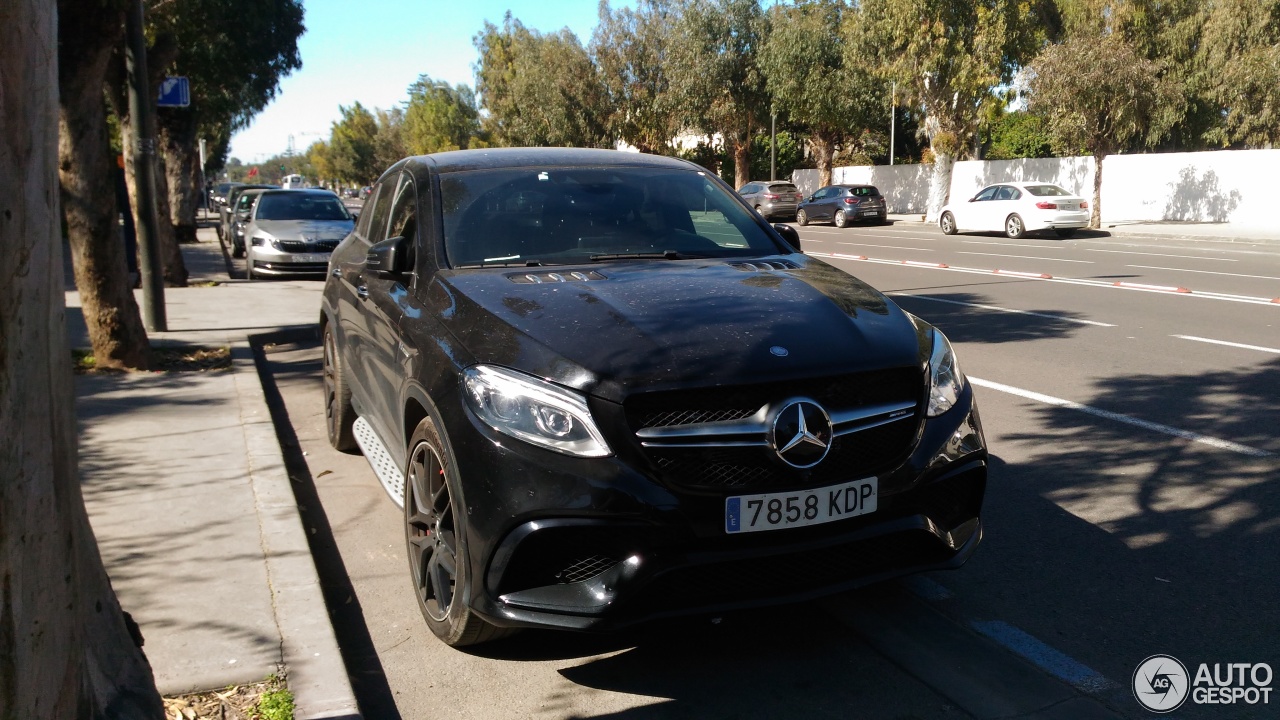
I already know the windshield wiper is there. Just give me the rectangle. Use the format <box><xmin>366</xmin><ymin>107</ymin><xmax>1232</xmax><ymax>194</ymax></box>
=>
<box><xmin>589</xmin><ymin>250</ymin><xmax>683</xmax><ymax>262</ymax></box>
<box><xmin>456</xmin><ymin>258</ymin><xmax>545</xmax><ymax>269</ymax></box>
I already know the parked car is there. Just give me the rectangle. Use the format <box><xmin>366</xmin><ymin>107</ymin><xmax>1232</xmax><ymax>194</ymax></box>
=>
<box><xmin>737</xmin><ymin>180</ymin><xmax>802</xmax><ymax>220</ymax></box>
<box><xmin>321</xmin><ymin>147</ymin><xmax>986</xmax><ymax>648</ymax></box>
<box><xmin>211</xmin><ymin>181</ymin><xmax>243</xmax><ymax>208</ymax></box>
<box><xmin>797</xmin><ymin>185</ymin><xmax>887</xmax><ymax>227</ymax></box>
<box><xmin>939</xmin><ymin>182</ymin><xmax>1089</xmax><ymax>238</ymax></box>
<box><xmin>227</xmin><ymin>188</ymin><xmax>272</xmax><ymax>258</ymax></box>
<box><xmin>219</xmin><ymin>183</ymin><xmax>277</xmax><ymax>240</ymax></box>
<box><xmin>244</xmin><ymin>189</ymin><xmax>354</xmax><ymax>279</ymax></box>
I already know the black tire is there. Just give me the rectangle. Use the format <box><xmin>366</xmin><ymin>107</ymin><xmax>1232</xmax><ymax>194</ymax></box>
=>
<box><xmin>404</xmin><ymin>417</ymin><xmax>516</xmax><ymax>647</ymax></box>
<box><xmin>1054</xmin><ymin>228</ymin><xmax>1077</xmax><ymax>238</ymax></box>
<box><xmin>833</xmin><ymin>209</ymin><xmax>848</xmax><ymax>228</ymax></box>
<box><xmin>1005</xmin><ymin>214</ymin><xmax>1026</xmax><ymax>239</ymax></box>
<box><xmin>940</xmin><ymin>211</ymin><xmax>958</xmax><ymax>235</ymax></box>
<box><xmin>322</xmin><ymin>325</ymin><xmax>358</xmax><ymax>452</ymax></box>
<box><xmin>232</xmin><ymin>239</ymin><xmax>245</xmax><ymax>259</ymax></box>
<box><xmin>796</xmin><ymin>208</ymin><xmax>809</xmax><ymax>226</ymax></box>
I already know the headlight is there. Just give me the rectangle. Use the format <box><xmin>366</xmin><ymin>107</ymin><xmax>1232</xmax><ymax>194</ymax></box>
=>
<box><xmin>251</xmin><ymin>231</ymin><xmax>272</xmax><ymax>247</ymax></box>
<box><xmin>463</xmin><ymin>365</ymin><xmax>611</xmax><ymax>457</ymax></box>
<box><xmin>927</xmin><ymin>328</ymin><xmax>965</xmax><ymax>417</ymax></box>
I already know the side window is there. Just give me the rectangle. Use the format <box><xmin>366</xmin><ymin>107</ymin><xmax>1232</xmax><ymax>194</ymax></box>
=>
<box><xmin>975</xmin><ymin>187</ymin><xmax>998</xmax><ymax>201</ymax></box>
<box><xmin>364</xmin><ymin>176</ymin><xmax>397</xmax><ymax>243</ymax></box>
<box><xmin>995</xmin><ymin>186</ymin><xmax>1014</xmax><ymax>201</ymax></box>
<box><xmin>738</xmin><ymin>184</ymin><xmax>753</xmax><ymax>195</ymax></box>
<box><xmin>386</xmin><ymin>176</ymin><xmax>418</xmax><ymax>243</ymax></box>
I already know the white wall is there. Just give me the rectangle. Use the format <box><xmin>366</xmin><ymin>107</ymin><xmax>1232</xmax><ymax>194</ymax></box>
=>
<box><xmin>795</xmin><ymin>148</ymin><xmax>1280</xmax><ymax>231</ymax></box>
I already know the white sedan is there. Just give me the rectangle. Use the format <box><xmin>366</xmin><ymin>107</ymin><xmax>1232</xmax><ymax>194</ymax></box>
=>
<box><xmin>939</xmin><ymin>182</ymin><xmax>1090</xmax><ymax>239</ymax></box>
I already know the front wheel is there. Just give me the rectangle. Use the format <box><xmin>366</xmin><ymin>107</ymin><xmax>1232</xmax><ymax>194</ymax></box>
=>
<box><xmin>322</xmin><ymin>326</ymin><xmax>357</xmax><ymax>452</ymax></box>
<box><xmin>232</xmin><ymin>238</ymin><xmax>245</xmax><ymax>259</ymax></box>
<box><xmin>833</xmin><ymin>209</ymin><xmax>848</xmax><ymax>228</ymax></box>
<box><xmin>405</xmin><ymin>417</ymin><xmax>515</xmax><ymax>647</ymax></box>
<box><xmin>1005</xmin><ymin>214</ymin><xmax>1026</xmax><ymax>239</ymax></box>
<box><xmin>796</xmin><ymin>208</ymin><xmax>809</xmax><ymax>226</ymax></box>
<box><xmin>940</xmin><ymin>211</ymin><xmax>957</xmax><ymax>235</ymax></box>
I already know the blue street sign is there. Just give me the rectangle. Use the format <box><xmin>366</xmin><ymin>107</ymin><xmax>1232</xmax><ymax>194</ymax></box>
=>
<box><xmin>157</xmin><ymin>77</ymin><xmax>190</xmax><ymax>108</ymax></box>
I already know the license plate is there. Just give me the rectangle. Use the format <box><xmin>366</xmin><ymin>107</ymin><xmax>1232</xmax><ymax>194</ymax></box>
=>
<box><xmin>292</xmin><ymin>253</ymin><xmax>328</xmax><ymax>263</ymax></box>
<box><xmin>725</xmin><ymin>477</ymin><xmax>877</xmax><ymax>534</ymax></box>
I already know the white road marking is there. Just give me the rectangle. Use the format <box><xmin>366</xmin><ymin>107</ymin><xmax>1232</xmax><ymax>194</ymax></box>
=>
<box><xmin>1171</xmin><ymin>335</ymin><xmax>1280</xmax><ymax>355</ymax></box>
<box><xmin>962</xmin><ymin>240</ymin><xmax>1067</xmax><ymax>249</ymax></box>
<box><xmin>970</xmin><ymin>621</ymin><xmax>1115</xmax><ymax>693</ymax></box>
<box><xmin>889</xmin><ymin>293</ymin><xmax>1115</xmax><ymax>327</ymax></box>
<box><xmin>838</xmin><ymin>242</ymin><xmax>935</xmax><ymax>252</ymax></box>
<box><xmin>1083</xmin><ymin>248</ymin><xmax>1236</xmax><ymax>262</ymax></box>
<box><xmin>1127</xmin><ymin>264</ymin><xmax>1280</xmax><ymax>281</ymax></box>
<box><xmin>968</xmin><ymin>377</ymin><xmax>1273</xmax><ymax>457</ymax></box>
<box><xmin>958</xmin><ymin>251</ymin><xmax>1094</xmax><ymax>264</ymax></box>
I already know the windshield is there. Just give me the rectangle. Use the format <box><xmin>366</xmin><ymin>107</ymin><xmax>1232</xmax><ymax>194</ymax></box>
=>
<box><xmin>255</xmin><ymin>193</ymin><xmax>351</xmax><ymax>221</ymax></box>
<box><xmin>1025</xmin><ymin>184</ymin><xmax>1071</xmax><ymax>197</ymax></box>
<box><xmin>440</xmin><ymin>167</ymin><xmax>785</xmax><ymax>266</ymax></box>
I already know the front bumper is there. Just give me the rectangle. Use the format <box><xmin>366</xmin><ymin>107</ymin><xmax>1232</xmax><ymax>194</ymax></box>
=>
<box><xmin>249</xmin><ymin>241</ymin><xmax>336</xmax><ymax>275</ymax></box>
<box><xmin>441</xmin><ymin>381</ymin><xmax>987</xmax><ymax>632</ymax></box>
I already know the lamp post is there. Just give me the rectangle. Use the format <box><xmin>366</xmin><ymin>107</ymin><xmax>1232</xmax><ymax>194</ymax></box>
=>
<box><xmin>890</xmin><ymin>82</ymin><xmax>896</xmax><ymax>166</ymax></box>
<box><xmin>770</xmin><ymin>111</ymin><xmax>777</xmax><ymax>181</ymax></box>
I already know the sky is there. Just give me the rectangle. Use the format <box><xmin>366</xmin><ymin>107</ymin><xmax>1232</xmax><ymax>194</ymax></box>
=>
<box><xmin>227</xmin><ymin>0</ymin><xmax>613</xmax><ymax>162</ymax></box>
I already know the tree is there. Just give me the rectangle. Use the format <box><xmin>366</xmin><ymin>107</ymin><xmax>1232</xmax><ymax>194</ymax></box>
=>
<box><xmin>1194</xmin><ymin>0</ymin><xmax>1280</xmax><ymax>148</ymax></box>
<box><xmin>374</xmin><ymin>107</ymin><xmax>411</xmax><ymax>174</ymax></box>
<box><xmin>1028</xmin><ymin>33</ymin><xmax>1179</xmax><ymax>227</ymax></box>
<box><xmin>667</xmin><ymin>0</ymin><xmax>770</xmax><ymax>189</ymax></box>
<box><xmin>59</xmin><ymin>0</ymin><xmax>153</xmax><ymax>370</ymax></box>
<box><xmin>591</xmin><ymin>0</ymin><xmax>679</xmax><ymax>154</ymax></box>
<box><xmin>983</xmin><ymin>110</ymin><xmax>1054</xmax><ymax>160</ymax></box>
<box><xmin>474</xmin><ymin>14</ymin><xmax>612</xmax><ymax>148</ymax></box>
<box><xmin>308</xmin><ymin>140</ymin><xmax>335</xmax><ymax>186</ymax></box>
<box><xmin>855</xmin><ymin>0</ymin><xmax>1042</xmax><ymax>220</ymax></box>
<box><xmin>403</xmin><ymin>77</ymin><xmax>481</xmax><ymax>155</ymax></box>
<box><xmin>329</xmin><ymin>102</ymin><xmax>381</xmax><ymax>184</ymax></box>
<box><xmin>760</xmin><ymin>0</ymin><xmax>884</xmax><ymax>187</ymax></box>
<box><xmin>2</xmin><ymin>1</ymin><xmax>166</xmax><ymax>716</ymax></box>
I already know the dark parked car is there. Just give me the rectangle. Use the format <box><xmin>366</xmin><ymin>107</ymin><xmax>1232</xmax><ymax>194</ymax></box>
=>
<box><xmin>797</xmin><ymin>185</ymin><xmax>888</xmax><ymax>227</ymax></box>
<box><xmin>244</xmin><ymin>189</ymin><xmax>354</xmax><ymax>278</ymax></box>
<box><xmin>227</xmin><ymin>188</ymin><xmax>272</xmax><ymax>258</ymax></box>
<box><xmin>321</xmin><ymin>148</ymin><xmax>986</xmax><ymax>648</ymax></box>
<box><xmin>211</xmin><ymin>181</ymin><xmax>243</xmax><ymax>208</ymax></box>
<box><xmin>219</xmin><ymin>183</ymin><xmax>277</xmax><ymax>240</ymax></box>
<box><xmin>737</xmin><ymin>181</ymin><xmax>802</xmax><ymax>220</ymax></box>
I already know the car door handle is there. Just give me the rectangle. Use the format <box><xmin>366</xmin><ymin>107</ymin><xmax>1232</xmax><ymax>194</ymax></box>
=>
<box><xmin>331</xmin><ymin>268</ymin><xmax>340</xmax><ymax>278</ymax></box>
<box><xmin>356</xmin><ymin>285</ymin><xmax>369</xmax><ymax>300</ymax></box>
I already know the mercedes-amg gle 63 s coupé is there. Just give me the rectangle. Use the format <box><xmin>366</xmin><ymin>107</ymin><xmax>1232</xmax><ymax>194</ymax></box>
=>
<box><xmin>321</xmin><ymin>148</ymin><xmax>987</xmax><ymax>647</ymax></box>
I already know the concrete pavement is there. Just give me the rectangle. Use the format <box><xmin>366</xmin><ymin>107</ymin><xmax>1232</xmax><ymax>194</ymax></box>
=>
<box><xmin>68</xmin><ymin>229</ymin><xmax>358</xmax><ymax>719</ymax></box>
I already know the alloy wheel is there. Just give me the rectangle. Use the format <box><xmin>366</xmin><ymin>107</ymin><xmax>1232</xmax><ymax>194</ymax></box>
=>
<box><xmin>322</xmin><ymin>332</ymin><xmax>339</xmax><ymax>440</ymax></box>
<box><xmin>406</xmin><ymin>442</ymin><xmax>457</xmax><ymax>623</ymax></box>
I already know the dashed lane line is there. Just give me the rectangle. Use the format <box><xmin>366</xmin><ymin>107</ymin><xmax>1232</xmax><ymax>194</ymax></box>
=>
<box><xmin>1171</xmin><ymin>335</ymin><xmax>1280</xmax><ymax>355</ymax></box>
<box><xmin>957</xmin><ymin>251</ymin><xmax>1094</xmax><ymax>263</ymax></box>
<box><xmin>888</xmin><ymin>293</ymin><xmax>1116</xmax><ymax>327</ymax></box>
<box><xmin>967</xmin><ymin>376</ymin><xmax>1274</xmax><ymax>458</ymax></box>
<box><xmin>1127</xmin><ymin>264</ymin><xmax>1280</xmax><ymax>281</ymax></box>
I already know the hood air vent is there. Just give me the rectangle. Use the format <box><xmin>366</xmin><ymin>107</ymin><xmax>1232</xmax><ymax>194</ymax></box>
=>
<box><xmin>728</xmin><ymin>260</ymin><xmax>800</xmax><ymax>272</ymax></box>
<box><xmin>508</xmin><ymin>270</ymin><xmax>606</xmax><ymax>284</ymax></box>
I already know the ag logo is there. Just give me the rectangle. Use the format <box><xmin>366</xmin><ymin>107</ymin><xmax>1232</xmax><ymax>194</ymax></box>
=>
<box><xmin>1134</xmin><ymin>655</ymin><xmax>1190</xmax><ymax>713</ymax></box>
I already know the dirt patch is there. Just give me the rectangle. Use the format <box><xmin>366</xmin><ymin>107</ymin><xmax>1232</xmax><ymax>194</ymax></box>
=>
<box><xmin>72</xmin><ymin>346</ymin><xmax>232</xmax><ymax>374</ymax></box>
<box><xmin>162</xmin><ymin>674</ymin><xmax>294</xmax><ymax>720</ymax></box>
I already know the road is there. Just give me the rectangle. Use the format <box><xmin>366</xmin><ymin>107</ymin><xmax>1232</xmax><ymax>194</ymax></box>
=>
<box><xmin>246</xmin><ymin>221</ymin><xmax>1278</xmax><ymax>719</ymax></box>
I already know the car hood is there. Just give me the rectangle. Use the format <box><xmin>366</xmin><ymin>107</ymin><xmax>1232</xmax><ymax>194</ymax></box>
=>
<box><xmin>427</xmin><ymin>255</ymin><xmax>924</xmax><ymax>402</ymax></box>
<box><xmin>253</xmin><ymin>219</ymin><xmax>353</xmax><ymax>240</ymax></box>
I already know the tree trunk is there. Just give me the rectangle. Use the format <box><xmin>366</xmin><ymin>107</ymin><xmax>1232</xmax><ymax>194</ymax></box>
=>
<box><xmin>733</xmin><ymin>136</ymin><xmax>750</xmax><ymax>190</ymax></box>
<box><xmin>1091</xmin><ymin>153</ymin><xmax>1104</xmax><ymax>229</ymax></box>
<box><xmin>925</xmin><ymin>148</ymin><xmax>955</xmax><ymax>222</ymax></box>
<box><xmin>810</xmin><ymin>131</ymin><xmax>836</xmax><ymax>188</ymax></box>
<box><xmin>2</xmin><ymin>2</ymin><xmax>166</xmax><ymax>718</ymax></box>
<box><xmin>57</xmin><ymin>0</ymin><xmax>152</xmax><ymax>370</ymax></box>
<box><xmin>157</xmin><ymin>109</ymin><xmax>199</xmax><ymax>244</ymax></box>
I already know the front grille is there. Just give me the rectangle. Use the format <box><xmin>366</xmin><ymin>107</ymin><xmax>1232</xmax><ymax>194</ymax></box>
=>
<box><xmin>633</xmin><ymin>530</ymin><xmax>948</xmax><ymax>611</ymax></box>
<box><xmin>625</xmin><ymin>368</ymin><xmax>924</xmax><ymax>492</ymax></box>
<box><xmin>556</xmin><ymin>555</ymin><xmax>618</xmax><ymax>584</ymax></box>
<box><xmin>275</xmin><ymin>239</ymin><xmax>340</xmax><ymax>253</ymax></box>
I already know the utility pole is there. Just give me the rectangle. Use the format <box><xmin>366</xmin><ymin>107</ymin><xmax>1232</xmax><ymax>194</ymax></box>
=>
<box><xmin>198</xmin><ymin>138</ymin><xmax>208</xmax><ymax>216</ymax></box>
<box><xmin>125</xmin><ymin>0</ymin><xmax>166</xmax><ymax>331</ymax></box>
<box><xmin>890</xmin><ymin>82</ymin><xmax>896</xmax><ymax>166</ymax></box>
<box><xmin>770</xmin><ymin>111</ymin><xmax>777</xmax><ymax>181</ymax></box>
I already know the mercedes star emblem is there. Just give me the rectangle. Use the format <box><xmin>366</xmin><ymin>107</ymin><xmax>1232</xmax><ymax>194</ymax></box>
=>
<box><xmin>769</xmin><ymin>399</ymin><xmax>833</xmax><ymax>469</ymax></box>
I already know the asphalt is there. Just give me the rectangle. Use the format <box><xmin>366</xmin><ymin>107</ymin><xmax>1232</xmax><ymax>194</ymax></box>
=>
<box><xmin>67</xmin><ymin>220</ymin><xmax>359</xmax><ymax>719</ymax></box>
<box><xmin>67</xmin><ymin>207</ymin><xmax>1269</xmax><ymax>717</ymax></box>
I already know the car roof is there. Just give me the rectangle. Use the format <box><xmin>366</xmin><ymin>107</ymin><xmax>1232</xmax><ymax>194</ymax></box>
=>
<box><xmin>399</xmin><ymin>147</ymin><xmax>700</xmax><ymax>178</ymax></box>
<box><xmin>258</xmin><ymin>188</ymin><xmax>337</xmax><ymax>196</ymax></box>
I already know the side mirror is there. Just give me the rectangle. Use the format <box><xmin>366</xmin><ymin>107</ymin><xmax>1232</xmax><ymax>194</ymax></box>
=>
<box><xmin>773</xmin><ymin>224</ymin><xmax>802</xmax><ymax>252</ymax></box>
<box><xmin>349</xmin><ymin>210</ymin><xmax>359</xmax><ymax>221</ymax></box>
<box><xmin>968</xmin><ymin>197</ymin><xmax>977</xmax><ymax>202</ymax></box>
<box><xmin>366</xmin><ymin>235</ymin><xmax>410</xmax><ymax>278</ymax></box>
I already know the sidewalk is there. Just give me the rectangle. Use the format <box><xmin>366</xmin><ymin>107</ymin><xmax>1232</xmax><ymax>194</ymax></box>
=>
<box><xmin>69</xmin><ymin>228</ymin><xmax>359</xmax><ymax>719</ymax></box>
<box><xmin>883</xmin><ymin>213</ymin><xmax>1280</xmax><ymax>244</ymax></box>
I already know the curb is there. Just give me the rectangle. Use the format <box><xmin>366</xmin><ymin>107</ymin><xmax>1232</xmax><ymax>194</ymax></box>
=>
<box><xmin>230</xmin><ymin>341</ymin><xmax>362</xmax><ymax>720</ymax></box>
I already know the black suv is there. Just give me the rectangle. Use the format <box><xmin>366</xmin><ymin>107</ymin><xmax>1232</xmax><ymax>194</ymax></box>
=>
<box><xmin>321</xmin><ymin>148</ymin><xmax>986</xmax><ymax>647</ymax></box>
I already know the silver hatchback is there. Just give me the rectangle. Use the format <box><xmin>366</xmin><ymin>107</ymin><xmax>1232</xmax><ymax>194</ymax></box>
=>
<box><xmin>738</xmin><ymin>181</ymin><xmax>802</xmax><ymax>221</ymax></box>
<box><xmin>244</xmin><ymin>189</ymin><xmax>355</xmax><ymax>279</ymax></box>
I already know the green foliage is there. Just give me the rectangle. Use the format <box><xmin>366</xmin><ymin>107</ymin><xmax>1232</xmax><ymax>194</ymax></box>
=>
<box><xmin>592</xmin><ymin>0</ymin><xmax>679</xmax><ymax>154</ymax></box>
<box><xmin>474</xmin><ymin>14</ymin><xmax>611</xmax><ymax>148</ymax></box>
<box><xmin>253</xmin><ymin>687</ymin><xmax>294</xmax><ymax>720</ymax></box>
<box><xmin>404</xmin><ymin>76</ymin><xmax>481</xmax><ymax>154</ymax></box>
<box><xmin>678</xmin><ymin>131</ymin><xmax>807</xmax><ymax>186</ymax></box>
<box><xmin>984</xmin><ymin>111</ymin><xmax>1054</xmax><ymax>160</ymax></box>
<box><xmin>1194</xmin><ymin>0</ymin><xmax>1280</xmax><ymax>148</ymax></box>
<box><xmin>328</xmin><ymin>102</ymin><xmax>381</xmax><ymax>183</ymax></box>
<box><xmin>1027</xmin><ymin>33</ymin><xmax>1179</xmax><ymax>159</ymax></box>
<box><xmin>759</xmin><ymin>0</ymin><xmax>885</xmax><ymax>174</ymax></box>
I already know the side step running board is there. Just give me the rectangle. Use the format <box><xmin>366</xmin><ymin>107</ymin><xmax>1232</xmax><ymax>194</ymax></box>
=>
<box><xmin>352</xmin><ymin>416</ymin><xmax>405</xmax><ymax>508</ymax></box>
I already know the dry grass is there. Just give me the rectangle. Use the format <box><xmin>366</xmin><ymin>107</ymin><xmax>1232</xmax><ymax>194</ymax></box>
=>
<box><xmin>162</xmin><ymin>674</ymin><xmax>293</xmax><ymax>720</ymax></box>
<box><xmin>72</xmin><ymin>346</ymin><xmax>232</xmax><ymax>374</ymax></box>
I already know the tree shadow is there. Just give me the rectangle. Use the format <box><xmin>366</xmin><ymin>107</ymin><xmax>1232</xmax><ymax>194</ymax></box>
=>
<box><xmin>1162</xmin><ymin>166</ymin><xmax>1242</xmax><ymax>223</ymax></box>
